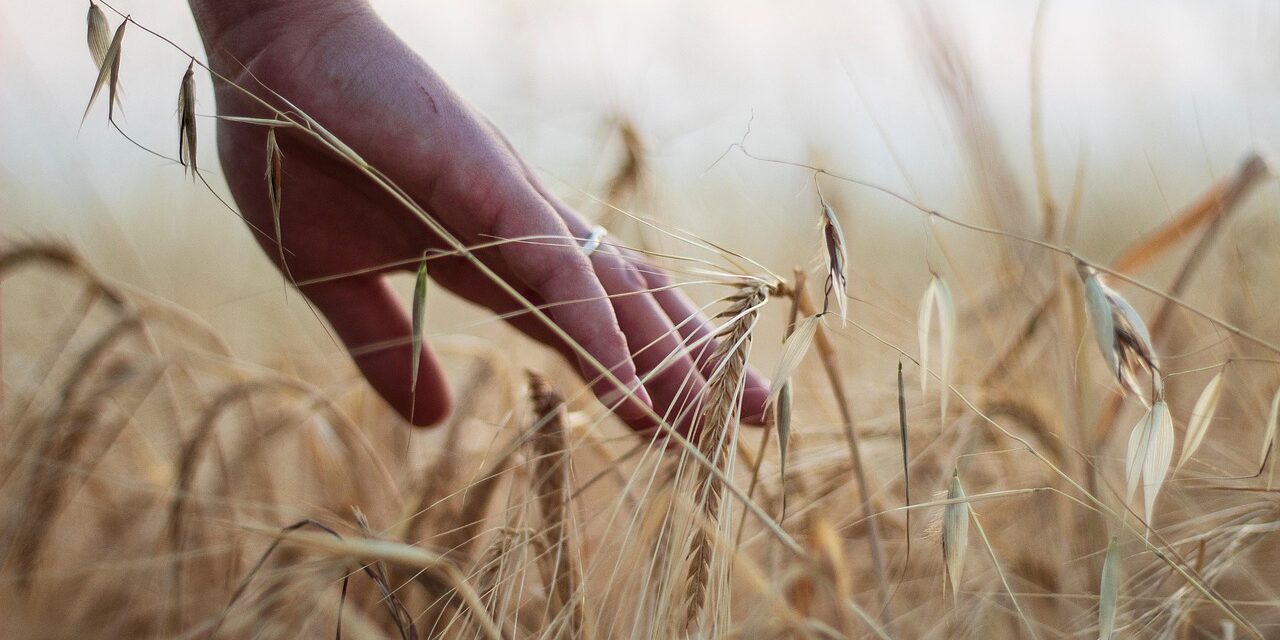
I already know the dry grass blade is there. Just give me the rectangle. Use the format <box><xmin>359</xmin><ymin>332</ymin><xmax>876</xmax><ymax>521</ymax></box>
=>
<box><xmin>897</xmin><ymin>361</ymin><xmax>910</xmax><ymax>545</ymax></box>
<box><xmin>942</xmin><ymin>470</ymin><xmax>969</xmax><ymax>600</ymax></box>
<box><xmin>820</xmin><ymin>204</ymin><xmax>849</xmax><ymax>323</ymax></box>
<box><xmin>86</xmin><ymin>2</ymin><xmax>110</xmax><ymax>69</ymax></box>
<box><xmin>1261</xmin><ymin>388</ymin><xmax>1280</xmax><ymax>487</ymax></box>
<box><xmin>1078</xmin><ymin>261</ymin><xmax>1159</xmax><ymax>404</ymax></box>
<box><xmin>1124</xmin><ymin>400</ymin><xmax>1174</xmax><ymax>528</ymax></box>
<box><xmin>82</xmin><ymin>18</ymin><xmax>125</xmax><ymax>124</ymax></box>
<box><xmin>1099</xmin><ymin>536</ymin><xmax>1120</xmax><ymax>640</ymax></box>
<box><xmin>411</xmin><ymin>255</ymin><xmax>427</xmax><ymax>395</ymax></box>
<box><xmin>1176</xmin><ymin>370</ymin><xmax>1224</xmax><ymax>473</ymax></box>
<box><xmin>917</xmin><ymin>275</ymin><xmax>955</xmax><ymax>423</ymax></box>
<box><xmin>177</xmin><ymin>60</ymin><xmax>197</xmax><ymax>174</ymax></box>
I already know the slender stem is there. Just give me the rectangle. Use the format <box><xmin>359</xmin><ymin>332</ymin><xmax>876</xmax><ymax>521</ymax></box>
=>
<box><xmin>794</xmin><ymin>282</ymin><xmax>891</xmax><ymax>622</ymax></box>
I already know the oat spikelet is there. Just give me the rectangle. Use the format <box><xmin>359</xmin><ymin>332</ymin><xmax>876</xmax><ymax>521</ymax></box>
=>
<box><xmin>410</xmin><ymin>256</ymin><xmax>428</xmax><ymax>395</ymax></box>
<box><xmin>685</xmin><ymin>281</ymin><xmax>768</xmax><ymax>629</ymax></box>
<box><xmin>177</xmin><ymin>60</ymin><xmax>197</xmax><ymax>175</ymax></box>
<box><xmin>527</xmin><ymin>374</ymin><xmax>582</xmax><ymax>639</ymax></box>
<box><xmin>82</xmin><ymin>18</ymin><xmax>126</xmax><ymax>124</ymax></box>
<box><xmin>1124</xmin><ymin>400</ymin><xmax>1174</xmax><ymax>528</ymax></box>
<box><xmin>942</xmin><ymin>469</ymin><xmax>969</xmax><ymax>600</ymax></box>
<box><xmin>766</xmin><ymin>313</ymin><xmax>819</xmax><ymax>406</ymax></box>
<box><xmin>1078</xmin><ymin>261</ymin><xmax>1160</xmax><ymax>404</ymax></box>
<box><xmin>86</xmin><ymin>2</ymin><xmax>110</xmax><ymax>69</ymax></box>
<box><xmin>917</xmin><ymin>274</ymin><xmax>956</xmax><ymax>423</ymax></box>
<box><xmin>820</xmin><ymin>205</ymin><xmax>849</xmax><ymax>324</ymax></box>
<box><xmin>1176</xmin><ymin>370</ymin><xmax>1224</xmax><ymax>473</ymax></box>
<box><xmin>1099</xmin><ymin>536</ymin><xmax>1121</xmax><ymax>640</ymax></box>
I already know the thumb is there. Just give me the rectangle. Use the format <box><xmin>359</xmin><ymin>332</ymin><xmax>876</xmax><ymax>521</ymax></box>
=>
<box><xmin>302</xmin><ymin>275</ymin><xmax>451</xmax><ymax>426</ymax></box>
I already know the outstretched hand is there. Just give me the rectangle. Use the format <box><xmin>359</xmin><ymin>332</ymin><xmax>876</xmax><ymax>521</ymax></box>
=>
<box><xmin>190</xmin><ymin>0</ymin><xmax>769</xmax><ymax>433</ymax></box>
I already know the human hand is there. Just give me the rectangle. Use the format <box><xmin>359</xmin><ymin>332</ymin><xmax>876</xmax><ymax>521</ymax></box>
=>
<box><xmin>189</xmin><ymin>0</ymin><xmax>769</xmax><ymax>432</ymax></box>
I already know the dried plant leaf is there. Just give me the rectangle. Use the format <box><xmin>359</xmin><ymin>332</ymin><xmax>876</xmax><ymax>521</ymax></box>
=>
<box><xmin>1176</xmin><ymin>371</ymin><xmax>1224</xmax><ymax>473</ymax></box>
<box><xmin>1124</xmin><ymin>400</ymin><xmax>1174</xmax><ymax>527</ymax></box>
<box><xmin>918</xmin><ymin>276</ymin><xmax>956</xmax><ymax>423</ymax></box>
<box><xmin>766</xmin><ymin>313</ymin><xmax>820</xmax><ymax>406</ymax></box>
<box><xmin>942</xmin><ymin>470</ymin><xmax>968</xmax><ymax>598</ymax></box>
<box><xmin>1099</xmin><ymin>536</ymin><xmax>1120</xmax><ymax>640</ymax></box>
<box><xmin>820</xmin><ymin>204</ymin><xmax>849</xmax><ymax>324</ymax></box>
<box><xmin>86</xmin><ymin>3</ymin><xmax>110</xmax><ymax>70</ymax></box>
<box><xmin>177</xmin><ymin>61</ymin><xmax>197</xmax><ymax>174</ymax></box>
<box><xmin>82</xmin><ymin>19</ymin><xmax>126</xmax><ymax>124</ymax></box>
<box><xmin>411</xmin><ymin>256</ymin><xmax>428</xmax><ymax>393</ymax></box>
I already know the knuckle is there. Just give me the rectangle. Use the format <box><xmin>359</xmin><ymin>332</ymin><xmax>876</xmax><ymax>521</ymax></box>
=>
<box><xmin>454</xmin><ymin>166</ymin><xmax>509</xmax><ymax>230</ymax></box>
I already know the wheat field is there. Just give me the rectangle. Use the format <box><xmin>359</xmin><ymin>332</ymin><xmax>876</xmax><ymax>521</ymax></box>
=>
<box><xmin>2</xmin><ymin>1</ymin><xmax>1280</xmax><ymax>638</ymax></box>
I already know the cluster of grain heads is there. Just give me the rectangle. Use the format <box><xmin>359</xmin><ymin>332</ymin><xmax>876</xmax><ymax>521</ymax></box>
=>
<box><xmin>942</xmin><ymin>470</ymin><xmax>969</xmax><ymax>601</ymax></box>
<box><xmin>1124</xmin><ymin>400</ymin><xmax>1174</xmax><ymax>529</ymax></box>
<box><xmin>177</xmin><ymin>60</ymin><xmax>197</xmax><ymax>174</ymax></box>
<box><xmin>1098</xmin><ymin>536</ymin><xmax>1121</xmax><ymax>640</ymax></box>
<box><xmin>819</xmin><ymin>204</ymin><xmax>849</xmax><ymax>323</ymax></box>
<box><xmin>1077</xmin><ymin>260</ymin><xmax>1160</xmax><ymax>404</ymax></box>
<box><xmin>917</xmin><ymin>274</ymin><xmax>956</xmax><ymax>424</ymax></box>
<box><xmin>82</xmin><ymin>7</ymin><xmax>126</xmax><ymax>124</ymax></box>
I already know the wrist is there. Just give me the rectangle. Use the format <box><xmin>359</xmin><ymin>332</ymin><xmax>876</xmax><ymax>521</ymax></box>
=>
<box><xmin>187</xmin><ymin>0</ymin><xmax>371</xmax><ymax>66</ymax></box>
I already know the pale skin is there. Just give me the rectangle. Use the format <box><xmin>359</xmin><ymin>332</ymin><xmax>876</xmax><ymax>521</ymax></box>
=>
<box><xmin>186</xmin><ymin>0</ymin><xmax>769</xmax><ymax>433</ymax></box>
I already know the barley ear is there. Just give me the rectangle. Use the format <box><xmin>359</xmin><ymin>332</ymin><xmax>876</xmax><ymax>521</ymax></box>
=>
<box><xmin>1098</xmin><ymin>536</ymin><xmax>1120</xmax><ymax>640</ymax></box>
<box><xmin>82</xmin><ymin>19</ymin><xmax>126</xmax><ymax>124</ymax></box>
<box><xmin>177</xmin><ymin>61</ymin><xmax>198</xmax><ymax>175</ymax></box>
<box><xmin>86</xmin><ymin>2</ymin><xmax>110</xmax><ymax>69</ymax></box>
<box><xmin>942</xmin><ymin>469</ymin><xmax>968</xmax><ymax>599</ymax></box>
<box><xmin>1176</xmin><ymin>371</ymin><xmax>1224</xmax><ymax>473</ymax></box>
